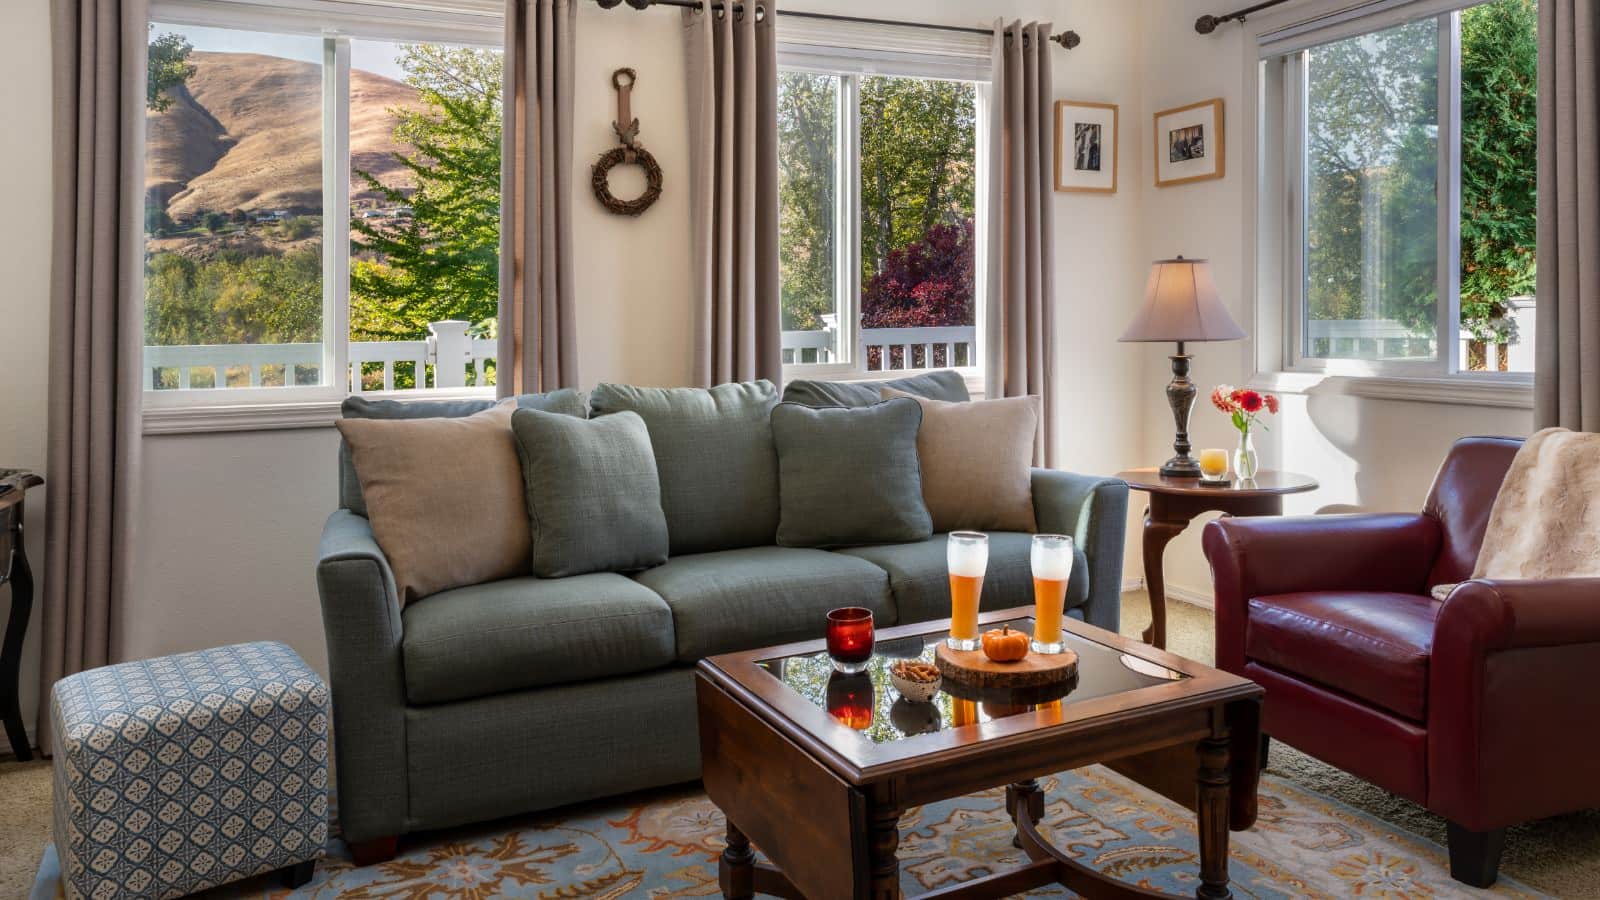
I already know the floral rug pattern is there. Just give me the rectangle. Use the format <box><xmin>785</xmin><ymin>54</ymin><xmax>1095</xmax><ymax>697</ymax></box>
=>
<box><xmin>32</xmin><ymin>766</ymin><xmax>1545</xmax><ymax>899</ymax></box>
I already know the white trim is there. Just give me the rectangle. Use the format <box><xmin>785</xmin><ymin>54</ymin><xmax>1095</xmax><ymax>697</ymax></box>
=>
<box><xmin>152</xmin><ymin>0</ymin><xmax>502</xmax><ymax>42</ymax></box>
<box><xmin>1246</xmin><ymin>370</ymin><xmax>1533</xmax><ymax>408</ymax></box>
<box><xmin>777</xmin><ymin>15</ymin><xmax>992</xmax><ymax>76</ymax></box>
<box><xmin>143</xmin><ymin>386</ymin><xmax>495</xmax><ymax>434</ymax></box>
<box><xmin>1120</xmin><ymin>578</ymin><xmax>1215</xmax><ymax>611</ymax></box>
<box><xmin>1255</xmin><ymin>0</ymin><xmax>1492</xmax><ymax>57</ymax></box>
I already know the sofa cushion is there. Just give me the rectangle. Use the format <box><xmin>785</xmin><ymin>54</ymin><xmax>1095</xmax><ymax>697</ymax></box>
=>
<box><xmin>882</xmin><ymin>389</ymin><xmax>1040</xmax><ymax>533</ymax></box>
<box><xmin>771</xmin><ymin>398</ymin><xmax>932</xmax><ymax>547</ymax></box>
<box><xmin>339</xmin><ymin>389</ymin><xmax>588</xmax><ymax>515</ymax></box>
<box><xmin>835</xmin><ymin>532</ymin><xmax>1089</xmax><ymax>626</ymax></box>
<box><xmin>781</xmin><ymin>369</ymin><xmax>970</xmax><ymax>408</ymax></box>
<box><xmin>589</xmin><ymin>381</ymin><xmax>779</xmax><ymax>555</ymax></box>
<box><xmin>1245</xmin><ymin>591</ymin><xmax>1440</xmax><ymax>721</ymax></box>
<box><xmin>511</xmin><ymin>407</ymin><xmax>669</xmax><ymax>577</ymax></box>
<box><xmin>337</xmin><ymin>400</ymin><xmax>530</xmax><ymax>605</ymax></box>
<box><xmin>633</xmin><ymin>546</ymin><xmax>894</xmax><ymax>662</ymax></box>
<box><xmin>402</xmin><ymin>574</ymin><xmax>675</xmax><ymax>704</ymax></box>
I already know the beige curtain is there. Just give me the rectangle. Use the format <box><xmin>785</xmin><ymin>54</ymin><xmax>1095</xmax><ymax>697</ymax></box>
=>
<box><xmin>500</xmin><ymin>0</ymin><xmax>580</xmax><ymax>394</ymax></box>
<box><xmin>986</xmin><ymin>20</ymin><xmax>1056</xmax><ymax>466</ymax></box>
<box><xmin>683</xmin><ymin>1</ymin><xmax>781</xmax><ymax>388</ymax></box>
<box><xmin>1535</xmin><ymin>0</ymin><xmax>1600</xmax><ymax>430</ymax></box>
<box><xmin>41</xmin><ymin>0</ymin><xmax>147</xmax><ymax>754</ymax></box>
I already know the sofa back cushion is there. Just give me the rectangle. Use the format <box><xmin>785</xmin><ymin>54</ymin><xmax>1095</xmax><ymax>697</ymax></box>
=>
<box><xmin>1423</xmin><ymin>435</ymin><xmax>1523</xmax><ymax>585</ymax></box>
<box><xmin>881</xmin><ymin>388</ymin><xmax>1039</xmax><ymax>533</ymax></box>
<box><xmin>771</xmin><ymin>398</ymin><xmax>932</xmax><ymax>547</ymax></box>
<box><xmin>510</xmin><ymin>407</ymin><xmax>670</xmax><ymax>577</ymax></box>
<box><xmin>589</xmin><ymin>381</ymin><xmax>780</xmax><ymax>555</ymax></box>
<box><xmin>339</xmin><ymin>389</ymin><xmax>588</xmax><ymax>515</ymax></box>
<box><xmin>782</xmin><ymin>369</ymin><xmax>970</xmax><ymax>408</ymax></box>
<box><xmin>336</xmin><ymin>400</ymin><xmax>530</xmax><ymax>605</ymax></box>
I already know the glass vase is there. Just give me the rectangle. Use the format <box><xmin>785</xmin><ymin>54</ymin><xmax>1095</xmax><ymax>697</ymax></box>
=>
<box><xmin>1234</xmin><ymin>430</ymin><xmax>1260</xmax><ymax>482</ymax></box>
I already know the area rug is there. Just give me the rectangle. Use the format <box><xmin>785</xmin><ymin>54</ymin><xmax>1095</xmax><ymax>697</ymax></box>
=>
<box><xmin>31</xmin><ymin>765</ymin><xmax>1544</xmax><ymax>899</ymax></box>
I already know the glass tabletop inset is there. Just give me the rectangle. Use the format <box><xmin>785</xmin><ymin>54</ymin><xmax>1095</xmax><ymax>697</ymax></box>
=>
<box><xmin>756</xmin><ymin>618</ymin><xmax>1186</xmax><ymax>745</ymax></box>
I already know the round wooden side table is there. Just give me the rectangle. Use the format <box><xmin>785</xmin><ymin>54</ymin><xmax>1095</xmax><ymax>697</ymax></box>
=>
<box><xmin>1</xmin><ymin>469</ymin><xmax>43</xmax><ymax>761</ymax></box>
<box><xmin>1115</xmin><ymin>468</ymin><xmax>1318</xmax><ymax>650</ymax></box>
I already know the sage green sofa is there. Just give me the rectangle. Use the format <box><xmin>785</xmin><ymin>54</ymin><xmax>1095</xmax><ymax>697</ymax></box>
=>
<box><xmin>315</xmin><ymin>371</ymin><xmax>1129</xmax><ymax>857</ymax></box>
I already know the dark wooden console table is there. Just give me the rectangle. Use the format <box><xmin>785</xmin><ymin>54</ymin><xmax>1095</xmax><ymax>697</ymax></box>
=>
<box><xmin>1115</xmin><ymin>469</ymin><xmax>1318</xmax><ymax>650</ymax></box>
<box><xmin>1</xmin><ymin>469</ymin><xmax>43</xmax><ymax>761</ymax></box>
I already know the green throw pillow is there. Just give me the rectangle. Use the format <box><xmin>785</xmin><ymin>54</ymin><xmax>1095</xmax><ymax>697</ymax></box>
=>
<box><xmin>770</xmin><ymin>398</ymin><xmax>932</xmax><ymax>548</ymax></box>
<box><xmin>589</xmin><ymin>380</ymin><xmax>779</xmax><ymax>555</ymax></box>
<box><xmin>510</xmin><ymin>407</ymin><xmax>669</xmax><ymax>578</ymax></box>
<box><xmin>339</xmin><ymin>389</ymin><xmax>588</xmax><ymax>516</ymax></box>
<box><xmin>780</xmin><ymin>369</ymin><xmax>970</xmax><ymax>408</ymax></box>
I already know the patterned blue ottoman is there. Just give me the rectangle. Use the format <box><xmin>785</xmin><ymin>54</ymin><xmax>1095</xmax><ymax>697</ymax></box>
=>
<box><xmin>50</xmin><ymin>641</ymin><xmax>329</xmax><ymax>899</ymax></box>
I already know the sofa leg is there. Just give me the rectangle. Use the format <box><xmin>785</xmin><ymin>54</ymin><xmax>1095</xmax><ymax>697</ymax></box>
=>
<box><xmin>1259</xmin><ymin>733</ymin><xmax>1271</xmax><ymax>772</ymax></box>
<box><xmin>349</xmin><ymin>836</ymin><xmax>400</xmax><ymax>867</ymax></box>
<box><xmin>1446</xmin><ymin>822</ymin><xmax>1505</xmax><ymax>888</ymax></box>
<box><xmin>278</xmin><ymin>859</ymin><xmax>315</xmax><ymax>888</ymax></box>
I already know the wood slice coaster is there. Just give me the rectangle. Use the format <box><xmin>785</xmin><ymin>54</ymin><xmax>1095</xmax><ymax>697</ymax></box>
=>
<box><xmin>934</xmin><ymin>642</ymin><xmax>1079</xmax><ymax>689</ymax></box>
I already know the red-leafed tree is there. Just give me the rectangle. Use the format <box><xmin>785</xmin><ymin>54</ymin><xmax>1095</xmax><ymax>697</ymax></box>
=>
<box><xmin>860</xmin><ymin>219</ymin><xmax>974</xmax><ymax>328</ymax></box>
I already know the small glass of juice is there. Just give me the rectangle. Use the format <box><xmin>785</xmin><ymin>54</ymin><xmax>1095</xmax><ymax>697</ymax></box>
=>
<box><xmin>1198</xmin><ymin>448</ymin><xmax>1230</xmax><ymax>483</ymax></box>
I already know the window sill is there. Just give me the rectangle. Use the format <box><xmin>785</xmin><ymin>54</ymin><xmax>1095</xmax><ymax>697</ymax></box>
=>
<box><xmin>1246</xmin><ymin>371</ymin><xmax>1533</xmax><ymax>409</ymax></box>
<box><xmin>142</xmin><ymin>388</ymin><xmax>496</xmax><ymax>435</ymax></box>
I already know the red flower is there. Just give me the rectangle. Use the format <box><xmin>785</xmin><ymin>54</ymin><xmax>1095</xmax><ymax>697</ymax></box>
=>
<box><xmin>1264</xmin><ymin>393</ymin><xmax>1280</xmax><ymax>414</ymax></box>
<box><xmin>1238</xmin><ymin>390</ymin><xmax>1264</xmax><ymax>413</ymax></box>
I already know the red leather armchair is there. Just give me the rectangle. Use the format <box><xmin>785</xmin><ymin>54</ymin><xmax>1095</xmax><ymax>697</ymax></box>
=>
<box><xmin>1203</xmin><ymin>436</ymin><xmax>1600</xmax><ymax>888</ymax></box>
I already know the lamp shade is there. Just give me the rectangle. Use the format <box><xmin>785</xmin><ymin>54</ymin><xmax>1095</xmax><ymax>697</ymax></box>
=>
<box><xmin>1119</xmin><ymin>257</ymin><xmax>1246</xmax><ymax>343</ymax></box>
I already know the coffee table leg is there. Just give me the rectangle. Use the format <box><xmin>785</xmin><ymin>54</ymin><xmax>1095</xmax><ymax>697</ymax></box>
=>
<box><xmin>1196</xmin><ymin>733</ymin><xmax>1232</xmax><ymax>900</ymax></box>
<box><xmin>868</xmin><ymin>805</ymin><xmax>901</xmax><ymax>899</ymax></box>
<box><xmin>1007</xmin><ymin>778</ymin><xmax>1044</xmax><ymax>848</ymax></box>
<box><xmin>720</xmin><ymin>820</ymin><xmax>754</xmax><ymax>899</ymax></box>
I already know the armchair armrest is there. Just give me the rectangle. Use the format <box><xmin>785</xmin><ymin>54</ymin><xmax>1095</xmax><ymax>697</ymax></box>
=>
<box><xmin>316</xmin><ymin>510</ymin><xmax>409</xmax><ymax>842</ymax></box>
<box><xmin>1032</xmin><ymin>469</ymin><xmax>1129</xmax><ymax>633</ymax></box>
<box><xmin>1429</xmin><ymin>578</ymin><xmax>1600</xmax><ymax>829</ymax></box>
<box><xmin>1202</xmin><ymin>513</ymin><xmax>1441</xmax><ymax>673</ymax></box>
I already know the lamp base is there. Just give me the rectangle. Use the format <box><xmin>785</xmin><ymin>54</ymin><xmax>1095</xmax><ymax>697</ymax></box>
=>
<box><xmin>1159</xmin><ymin>455</ymin><xmax>1202</xmax><ymax>478</ymax></box>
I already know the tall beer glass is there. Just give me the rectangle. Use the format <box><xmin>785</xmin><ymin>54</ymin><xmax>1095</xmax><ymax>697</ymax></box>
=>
<box><xmin>1030</xmin><ymin>534</ymin><xmax>1074</xmax><ymax>654</ymax></box>
<box><xmin>946</xmin><ymin>532</ymin><xmax>988</xmax><ymax>650</ymax></box>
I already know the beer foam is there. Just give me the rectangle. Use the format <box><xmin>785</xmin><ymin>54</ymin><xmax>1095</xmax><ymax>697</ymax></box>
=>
<box><xmin>947</xmin><ymin>538</ymin><xmax>988</xmax><ymax>577</ymax></box>
<box><xmin>1031</xmin><ymin>546</ymin><xmax>1073</xmax><ymax>581</ymax></box>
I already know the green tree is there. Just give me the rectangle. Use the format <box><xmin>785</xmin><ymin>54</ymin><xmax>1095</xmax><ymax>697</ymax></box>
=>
<box><xmin>350</xmin><ymin>44</ymin><xmax>502</xmax><ymax>341</ymax></box>
<box><xmin>147</xmin><ymin>29</ymin><xmax>195</xmax><ymax>112</ymax></box>
<box><xmin>777</xmin><ymin>73</ymin><xmax>837</xmax><ymax>331</ymax></box>
<box><xmin>1459</xmin><ymin>0</ymin><xmax>1538</xmax><ymax>346</ymax></box>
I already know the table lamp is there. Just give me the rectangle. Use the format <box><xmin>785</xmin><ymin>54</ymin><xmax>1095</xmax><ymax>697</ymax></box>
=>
<box><xmin>1119</xmin><ymin>257</ymin><xmax>1245</xmax><ymax>477</ymax></box>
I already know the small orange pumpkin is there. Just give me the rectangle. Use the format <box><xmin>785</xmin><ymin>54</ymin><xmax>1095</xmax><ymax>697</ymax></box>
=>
<box><xmin>981</xmin><ymin>625</ymin><xmax>1030</xmax><ymax>662</ymax></box>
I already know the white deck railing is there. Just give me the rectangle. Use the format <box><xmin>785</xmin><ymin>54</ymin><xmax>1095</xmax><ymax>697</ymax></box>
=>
<box><xmin>781</xmin><ymin>324</ymin><xmax>976</xmax><ymax>371</ymax></box>
<box><xmin>144</xmin><ymin>321</ymin><xmax>497</xmax><ymax>392</ymax></box>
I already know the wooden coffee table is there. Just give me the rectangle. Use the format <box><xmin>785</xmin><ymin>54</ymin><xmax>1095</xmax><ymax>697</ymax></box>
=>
<box><xmin>696</xmin><ymin>608</ymin><xmax>1264</xmax><ymax>899</ymax></box>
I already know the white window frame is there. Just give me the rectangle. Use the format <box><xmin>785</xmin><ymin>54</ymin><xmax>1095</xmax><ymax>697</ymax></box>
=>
<box><xmin>776</xmin><ymin>19</ymin><xmax>991</xmax><ymax>392</ymax></box>
<box><xmin>140</xmin><ymin>0</ymin><xmax>503</xmax><ymax>433</ymax></box>
<box><xmin>1244</xmin><ymin>0</ymin><xmax>1534</xmax><ymax>408</ymax></box>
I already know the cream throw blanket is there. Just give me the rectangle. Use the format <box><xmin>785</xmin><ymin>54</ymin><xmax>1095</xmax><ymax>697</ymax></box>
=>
<box><xmin>1431</xmin><ymin>427</ymin><xmax>1600</xmax><ymax>600</ymax></box>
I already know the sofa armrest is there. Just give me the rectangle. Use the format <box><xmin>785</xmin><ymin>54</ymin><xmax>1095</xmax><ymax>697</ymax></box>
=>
<box><xmin>1032</xmin><ymin>469</ymin><xmax>1129</xmax><ymax>633</ymax></box>
<box><xmin>316</xmin><ymin>510</ymin><xmax>409</xmax><ymax>842</ymax></box>
<box><xmin>1429</xmin><ymin>578</ymin><xmax>1600</xmax><ymax>828</ymax></box>
<box><xmin>1202</xmin><ymin>513</ymin><xmax>1440</xmax><ymax>674</ymax></box>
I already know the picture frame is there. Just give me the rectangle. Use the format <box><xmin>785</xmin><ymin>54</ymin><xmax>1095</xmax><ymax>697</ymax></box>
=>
<box><xmin>1054</xmin><ymin>101</ymin><xmax>1118</xmax><ymax>193</ymax></box>
<box><xmin>1153</xmin><ymin>98</ymin><xmax>1225</xmax><ymax>187</ymax></box>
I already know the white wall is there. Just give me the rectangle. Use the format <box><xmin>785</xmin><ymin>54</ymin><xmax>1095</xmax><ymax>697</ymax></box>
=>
<box><xmin>0</xmin><ymin>0</ymin><xmax>1151</xmax><ymax>742</ymax></box>
<box><xmin>0</xmin><ymin>0</ymin><xmax>55</xmax><ymax>743</ymax></box>
<box><xmin>1130</xmin><ymin>0</ymin><xmax>1534</xmax><ymax>602</ymax></box>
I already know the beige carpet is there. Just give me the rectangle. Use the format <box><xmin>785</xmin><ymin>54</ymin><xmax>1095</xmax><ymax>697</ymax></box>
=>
<box><xmin>2</xmin><ymin>591</ymin><xmax>1595</xmax><ymax>897</ymax></box>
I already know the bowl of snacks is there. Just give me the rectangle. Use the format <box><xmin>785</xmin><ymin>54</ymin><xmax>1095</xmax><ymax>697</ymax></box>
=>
<box><xmin>890</xmin><ymin>659</ymin><xmax>942</xmax><ymax>703</ymax></box>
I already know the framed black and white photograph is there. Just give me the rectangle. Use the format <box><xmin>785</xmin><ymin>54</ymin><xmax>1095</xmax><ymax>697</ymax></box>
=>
<box><xmin>1054</xmin><ymin>100</ymin><xmax>1118</xmax><ymax>194</ymax></box>
<box><xmin>1154</xmin><ymin>98</ymin><xmax>1224</xmax><ymax>187</ymax></box>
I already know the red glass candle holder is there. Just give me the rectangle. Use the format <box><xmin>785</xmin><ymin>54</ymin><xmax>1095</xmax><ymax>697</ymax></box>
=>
<box><xmin>825</xmin><ymin>672</ymin><xmax>874</xmax><ymax>730</ymax></box>
<box><xmin>826</xmin><ymin>607</ymin><xmax>874</xmax><ymax>674</ymax></box>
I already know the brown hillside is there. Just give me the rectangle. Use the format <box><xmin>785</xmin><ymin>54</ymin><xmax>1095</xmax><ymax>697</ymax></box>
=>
<box><xmin>146</xmin><ymin>51</ymin><xmax>424</xmax><ymax>220</ymax></box>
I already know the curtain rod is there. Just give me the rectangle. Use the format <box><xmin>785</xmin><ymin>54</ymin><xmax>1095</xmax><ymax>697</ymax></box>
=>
<box><xmin>1195</xmin><ymin>0</ymin><xmax>1294</xmax><ymax>33</ymax></box>
<box><xmin>593</xmin><ymin>0</ymin><xmax>1082</xmax><ymax>50</ymax></box>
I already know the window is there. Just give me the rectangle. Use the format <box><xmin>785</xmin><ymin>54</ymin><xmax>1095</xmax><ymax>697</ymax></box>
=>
<box><xmin>777</xmin><ymin>35</ymin><xmax>986</xmax><ymax>379</ymax></box>
<box><xmin>1262</xmin><ymin>0</ymin><xmax>1537</xmax><ymax>379</ymax></box>
<box><xmin>141</xmin><ymin>4</ymin><xmax>502</xmax><ymax>410</ymax></box>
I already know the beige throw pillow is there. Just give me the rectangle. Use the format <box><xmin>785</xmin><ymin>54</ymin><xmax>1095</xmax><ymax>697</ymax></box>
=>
<box><xmin>881</xmin><ymin>388</ymin><xmax>1039</xmax><ymax>533</ymax></box>
<box><xmin>336</xmin><ymin>400</ymin><xmax>530</xmax><ymax>605</ymax></box>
